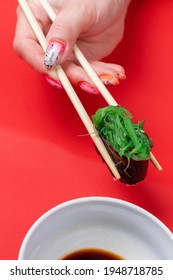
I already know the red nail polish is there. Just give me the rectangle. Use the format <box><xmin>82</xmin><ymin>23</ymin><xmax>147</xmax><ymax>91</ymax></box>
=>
<box><xmin>77</xmin><ymin>82</ymin><xmax>100</xmax><ymax>95</ymax></box>
<box><xmin>45</xmin><ymin>75</ymin><xmax>64</xmax><ymax>89</ymax></box>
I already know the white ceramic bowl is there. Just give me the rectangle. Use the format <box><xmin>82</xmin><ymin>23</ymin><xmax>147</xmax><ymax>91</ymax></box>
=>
<box><xmin>18</xmin><ymin>197</ymin><xmax>173</xmax><ymax>260</ymax></box>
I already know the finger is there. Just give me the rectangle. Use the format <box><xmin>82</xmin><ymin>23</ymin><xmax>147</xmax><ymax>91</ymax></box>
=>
<box><xmin>60</xmin><ymin>60</ymin><xmax>126</xmax><ymax>94</ymax></box>
<box><xmin>90</xmin><ymin>61</ymin><xmax>126</xmax><ymax>83</ymax></box>
<box><xmin>44</xmin><ymin>3</ymin><xmax>92</xmax><ymax>69</ymax></box>
<box><xmin>13</xmin><ymin>6</ymin><xmax>48</xmax><ymax>74</ymax></box>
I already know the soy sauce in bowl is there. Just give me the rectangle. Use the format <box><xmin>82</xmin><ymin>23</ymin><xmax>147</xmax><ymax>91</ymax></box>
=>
<box><xmin>61</xmin><ymin>248</ymin><xmax>124</xmax><ymax>260</ymax></box>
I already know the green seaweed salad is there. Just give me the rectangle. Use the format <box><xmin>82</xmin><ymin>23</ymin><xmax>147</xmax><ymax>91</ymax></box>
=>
<box><xmin>92</xmin><ymin>106</ymin><xmax>153</xmax><ymax>184</ymax></box>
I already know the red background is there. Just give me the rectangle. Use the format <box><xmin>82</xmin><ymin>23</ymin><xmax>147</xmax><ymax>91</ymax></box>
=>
<box><xmin>1</xmin><ymin>0</ymin><xmax>173</xmax><ymax>259</ymax></box>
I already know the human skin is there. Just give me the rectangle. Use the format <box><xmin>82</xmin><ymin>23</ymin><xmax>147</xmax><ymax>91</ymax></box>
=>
<box><xmin>13</xmin><ymin>0</ymin><xmax>131</xmax><ymax>93</ymax></box>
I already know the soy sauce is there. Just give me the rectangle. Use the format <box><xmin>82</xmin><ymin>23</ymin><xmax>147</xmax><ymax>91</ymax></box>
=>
<box><xmin>61</xmin><ymin>248</ymin><xmax>124</xmax><ymax>260</ymax></box>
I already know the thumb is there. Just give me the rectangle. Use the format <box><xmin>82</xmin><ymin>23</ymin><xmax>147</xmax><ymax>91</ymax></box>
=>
<box><xmin>44</xmin><ymin>8</ymin><xmax>88</xmax><ymax>69</ymax></box>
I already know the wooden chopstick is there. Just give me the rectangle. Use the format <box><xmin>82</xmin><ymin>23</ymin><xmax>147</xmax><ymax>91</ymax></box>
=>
<box><xmin>39</xmin><ymin>0</ymin><xmax>162</xmax><ymax>172</ymax></box>
<box><xmin>38</xmin><ymin>0</ymin><xmax>118</xmax><ymax>106</ymax></box>
<box><xmin>149</xmin><ymin>152</ymin><xmax>162</xmax><ymax>171</ymax></box>
<box><xmin>17</xmin><ymin>0</ymin><xmax>121</xmax><ymax>180</ymax></box>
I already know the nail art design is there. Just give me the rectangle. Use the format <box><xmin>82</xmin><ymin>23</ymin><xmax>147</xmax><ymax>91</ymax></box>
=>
<box><xmin>118</xmin><ymin>73</ymin><xmax>126</xmax><ymax>80</ymax></box>
<box><xmin>45</xmin><ymin>75</ymin><xmax>64</xmax><ymax>89</ymax></box>
<box><xmin>77</xmin><ymin>82</ymin><xmax>100</xmax><ymax>94</ymax></box>
<box><xmin>44</xmin><ymin>39</ymin><xmax>66</xmax><ymax>68</ymax></box>
<box><xmin>99</xmin><ymin>74</ymin><xmax>119</xmax><ymax>85</ymax></box>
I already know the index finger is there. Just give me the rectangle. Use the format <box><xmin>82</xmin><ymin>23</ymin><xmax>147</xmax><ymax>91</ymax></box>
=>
<box><xmin>13</xmin><ymin>5</ymin><xmax>48</xmax><ymax>74</ymax></box>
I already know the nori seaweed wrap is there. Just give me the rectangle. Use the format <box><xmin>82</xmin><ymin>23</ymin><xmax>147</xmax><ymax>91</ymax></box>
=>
<box><xmin>92</xmin><ymin>106</ymin><xmax>152</xmax><ymax>185</ymax></box>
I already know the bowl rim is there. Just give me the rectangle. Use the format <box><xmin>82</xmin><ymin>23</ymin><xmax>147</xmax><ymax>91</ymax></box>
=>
<box><xmin>18</xmin><ymin>196</ymin><xmax>173</xmax><ymax>259</ymax></box>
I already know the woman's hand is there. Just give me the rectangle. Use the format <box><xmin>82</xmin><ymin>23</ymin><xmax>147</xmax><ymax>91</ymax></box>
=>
<box><xmin>13</xmin><ymin>0</ymin><xmax>130</xmax><ymax>93</ymax></box>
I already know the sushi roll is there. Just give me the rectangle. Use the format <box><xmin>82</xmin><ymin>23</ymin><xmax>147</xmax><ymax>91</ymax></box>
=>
<box><xmin>92</xmin><ymin>106</ymin><xmax>152</xmax><ymax>185</ymax></box>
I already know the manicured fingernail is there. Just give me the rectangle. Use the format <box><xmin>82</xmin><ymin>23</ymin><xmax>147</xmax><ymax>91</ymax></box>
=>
<box><xmin>99</xmin><ymin>74</ymin><xmax>119</xmax><ymax>85</ymax></box>
<box><xmin>45</xmin><ymin>75</ymin><xmax>64</xmax><ymax>89</ymax></box>
<box><xmin>118</xmin><ymin>73</ymin><xmax>126</xmax><ymax>80</ymax></box>
<box><xmin>77</xmin><ymin>81</ymin><xmax>100</xmax><ymax>94</ymax></box>
<box><xmin>44</xmin><ymin>39</ymin><xmax>66</xmax><ymax>68</ymax></box>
